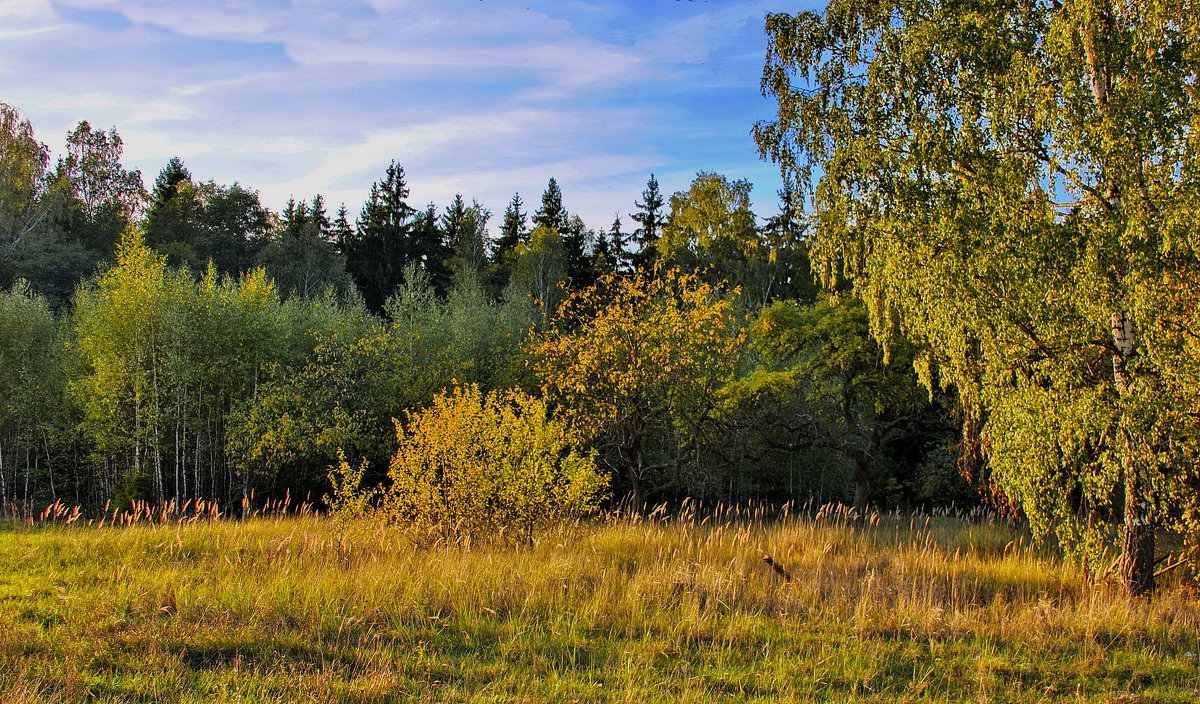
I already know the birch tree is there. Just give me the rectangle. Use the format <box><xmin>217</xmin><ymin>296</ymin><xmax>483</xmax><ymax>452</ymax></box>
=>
<box><xmin>757</xmin><ymin>0</ymin><xmax>1200</xmax><ymax>594</ymax></box>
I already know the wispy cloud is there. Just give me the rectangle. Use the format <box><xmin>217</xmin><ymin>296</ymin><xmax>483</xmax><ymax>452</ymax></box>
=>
<box><xmin>4</xmin><ymin>0</ymin><xmax>800</xmax><ymax>227</ymax></box>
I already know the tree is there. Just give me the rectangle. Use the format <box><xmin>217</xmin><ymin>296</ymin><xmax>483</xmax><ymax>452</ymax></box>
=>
<box><xmin>630</xmin><ymin>174</ymin><xmax>665</xmax><ymax>271</ymax></box>
<box><xmin>258</xmin><ymin>195</ymin><xmax>351</xmax><ymax>299</ymax></box>
<box><xmin>53</xmin><ymin>120</ymin><xmax>146</xmax><ymax>256</ymax></box>
<box><xmin>529</xmin><ymin>267</ymin><xmax>745</xmax><ymax>505</ymax></box>
<box><xmin>444</xmin><ymin>195</ymin><xmax>491</xmax><ymax>283</ymax></box>
<box><xmin>757</xmin><ymin>0</ymin><xmax>1200</xmax><ymax>595</ymax></box>
<box><xmin>143</xmin><ymin>159</ymin><xmax>266</xmax><ymax>273</ymax></box>
<box><xmin>229</xmin><ymin>267</ymin><xmax>534</xmax><ymax>495</ymax></box>
<box><xmin>593</xmin><ymin>215</ymin><xmax>627</xmax><ymax>276</ymax></box>
<box><xmin>749</xmin><ymin>297</ymin><xmax>938</xmax><ymax>514</ymax></box>
<box><xmin>488</xmin><ymin>193</ymin><xmax>529</xmax><ymax>295</ymax></box>
<box><xmin>345</xmin><ymin>161</ymin><xmax>419</xmax><ymax>313</ymax></box>
<box><xmin>660</xmin><ymin>171</ymin><xmax>794</xmax><ymax>307</ymax></box>
<box><xmin>495</xmin><ymin>193</ymin><xmax>528</xmax><ymax>258</ymax></box>
<box><xmin>533</xmin><ymin>177</ymin><xmax>568</xmax><ymax>233</ymax></box>
<box><xmin>660</xmin><ymin>172</ymin><xmax>757</xmax><ymax>260</ymax></box>
<box><xmin>505</xmin><ymin>225</ymin><xmax>567</xmax><ymax>324</ymax></box>
<box><xmin>0</xmin><ymin>282</ymin><xmax>67</xmax><ymax>510</ymax></box>
<box><xmin>0</xmin><ymin>101</ymin><xmax>75</xmax><ymax>299</ymax></box>
<box><xmin>561</xmin><ymin>213</ymin><xmax>594</xmax><ymax>289</ymax></box>
<box><xmin>331</xmin><ymin>204</ymin><xmax>354</xmax><ymax>252</ymax></box>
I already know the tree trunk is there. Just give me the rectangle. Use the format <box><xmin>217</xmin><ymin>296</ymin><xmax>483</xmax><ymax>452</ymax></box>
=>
<box><xmin>1120</xmin><ymin>446</ymin><xmax>1155</xmax><ymax>597</ymax></box>
<box><xmin>1112</xmin><ymin>308</ymin><xmax>1154</xmax><ymax>596</ymax></box>
<box><xmin>852</xmin><ymin>479</ymin><xmax>869</xmax><ymax>520</ymax></box>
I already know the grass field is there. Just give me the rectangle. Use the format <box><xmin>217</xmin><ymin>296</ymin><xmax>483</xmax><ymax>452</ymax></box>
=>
<box><xmin>0</xmin><ymin>506</ymin><xmax>1197</xmax><ymax>703</ymax></box>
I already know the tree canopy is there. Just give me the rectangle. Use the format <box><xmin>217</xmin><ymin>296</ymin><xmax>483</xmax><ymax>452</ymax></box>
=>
<box><xmin>757</xmin><ymin>0</ymin><xmax>1200</xmax><ymax>595</ymax></box>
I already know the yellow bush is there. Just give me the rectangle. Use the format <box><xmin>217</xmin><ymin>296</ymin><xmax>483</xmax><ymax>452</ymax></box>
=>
<box><xmin>379</xmin><ymin>384</ymin><xmax>608</xmax><ymax>546</ymax></box>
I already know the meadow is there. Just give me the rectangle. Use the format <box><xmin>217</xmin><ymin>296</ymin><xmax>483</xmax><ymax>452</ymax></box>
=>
<box><xmin>0</xmin><ymin>505</ymin><xmax>1197</xmax><ymax>703</ymax></box>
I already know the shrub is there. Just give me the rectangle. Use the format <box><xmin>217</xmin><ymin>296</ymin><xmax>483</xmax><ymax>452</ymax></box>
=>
<box><xmin>379</xmin><ymin>384</ymin><xmax>608</xmax><ymax>546</ymax></box>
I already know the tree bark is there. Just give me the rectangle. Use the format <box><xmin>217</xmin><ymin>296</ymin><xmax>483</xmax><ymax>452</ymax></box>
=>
<box><xmin>1112</xmin><ymin>308</ymin><xmax>1154</xmax><ymax>596</ymax></box>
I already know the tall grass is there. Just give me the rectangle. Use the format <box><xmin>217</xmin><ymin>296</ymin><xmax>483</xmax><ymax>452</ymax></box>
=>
<box><xmin>0</xmin><ymin>505</ymin><xmax>1196</xmax><ymax>702</ymax></box>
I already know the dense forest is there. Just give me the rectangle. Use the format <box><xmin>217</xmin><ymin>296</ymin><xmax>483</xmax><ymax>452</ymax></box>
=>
<box><xmin>0</xmin><ymin>102</ymin><xmax>968</xmax><ymax>520</ymax></box>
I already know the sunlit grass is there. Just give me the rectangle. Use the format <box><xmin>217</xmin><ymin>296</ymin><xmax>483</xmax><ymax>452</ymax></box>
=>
<box><xmin>0</xmin><ymin>506</ymin><xmax>1197</xmax><ymax>702</ymax></box>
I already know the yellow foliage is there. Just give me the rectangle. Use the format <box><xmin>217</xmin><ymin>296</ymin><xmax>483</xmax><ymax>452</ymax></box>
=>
<box><xmin>376</xmin><ymin>384</ymin><xmax>608</xmax><ymax>546</ymax></box>
<box><xmin>530</xmin><ymin>266</ymin><xmax>745</xmax><ymax>439</ymax></box>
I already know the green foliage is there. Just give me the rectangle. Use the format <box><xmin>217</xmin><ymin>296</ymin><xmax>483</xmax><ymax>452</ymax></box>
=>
<box><xmin>661</xmin><ymin>171</ymin><xmax>808</xmax><ymax>308</ymax></box>
<box><xmin>143</xmin><ymin>158</ymin><xmax>269</xmax><ymax>274</ymax></box>
<box><xmin>379</xmin><ymin>384</ymin><xmax>608</xmax><ymax>546</ymax></box>
<box><xmin>630</xmin><ymin>173</ymin><xmax>665</xmax><ymax>271</ymax></box>
<box><xmin>757</xmin><ymin>0</ymin><xmax>1200</xmax><ymax>593</ymax></box>
<box><xmin>730</xmin><ymin>297</ymin><xmax>950</xmax><ymax>511</ymax></box>
<box><xmin>0</xmin><ymin>281</ymin><xmax>69</xmax><ymax>507</ymax></box>
<box><xmin>257</xmin><ymin>197</ymin><xmax>352</xmax><ymax>300</ymax></box>
<box><xmin>324</xmin><ymin>451</ymin><xmax>376</xmax><ymax>529</ymax></box>
<box><xmin>230</xmin><ymin>268</ymin><xmax>535</xmax><ymax>494</ymax></box>
<box><xmin>505</xmin><ymin>224</ymin><xmax>567</xmax><ymax>321</ymax></box>
<box><xmin>71</xmin><ymin>230</ymin><xmax>349</xmax><ymax>503</ymax></box>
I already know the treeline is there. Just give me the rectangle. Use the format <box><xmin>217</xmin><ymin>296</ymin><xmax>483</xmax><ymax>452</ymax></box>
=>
<box><xmin>0</xmin><ymin>102</ymin><xmax>970</xmax><ymax>513</ymax></box>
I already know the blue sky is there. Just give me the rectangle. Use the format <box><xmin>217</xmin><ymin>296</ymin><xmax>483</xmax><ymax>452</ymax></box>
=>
<box><xmin>1</xmin><ymin>0</ymin><xmax>815</xmax><ymax>230</ymax></box>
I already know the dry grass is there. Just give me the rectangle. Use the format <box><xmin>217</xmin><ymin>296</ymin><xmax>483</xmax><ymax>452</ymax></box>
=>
<box><xmin>0</xmin><ymin>504</ymin><xmax>1197</xmax><ymax>702</ymax></box>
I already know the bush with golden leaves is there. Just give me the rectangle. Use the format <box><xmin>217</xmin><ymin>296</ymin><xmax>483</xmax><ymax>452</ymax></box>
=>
<box><xmin>376</xmin><ymin>384</ymin><xmax>608</xmax><ymax>546</ymax></box>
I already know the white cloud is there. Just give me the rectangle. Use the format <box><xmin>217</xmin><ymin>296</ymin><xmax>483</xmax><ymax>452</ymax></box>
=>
<box><xmin>6</xmin><ymin>0</ymin><xmax>788</xmax><ymax>227</ymax></box>
<box><xmin>46</xmin><ymin>93</ymin><xmax>119</xmax><ymax>111</ymax></box>
<box><xmin>119</xmin><ymin>129</ymin><xmax>213</xmax><ymax>162</ymax></box>
<box><xmin>236</xmin><ymin>137</ymin><xmax>317</xmax><ymax>155</ymax></box>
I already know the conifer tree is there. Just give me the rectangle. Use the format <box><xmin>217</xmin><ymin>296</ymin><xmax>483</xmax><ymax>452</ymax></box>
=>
<box><xmin>346</xmin><ymin>161</ymin><xmax>418</xmax><ymax>313</ymax></box>
<box><xmin>331</xmin><ymin>204</ymin><xmax>353</xmax><ymax>252</ymax></box>
<box><xmin>496</xmin><ymin>193</ymin><xmax>527</xmax><ymax>257</ymax></box>
<box><xmin>630</xmin><ymin>174</ymin><xmax>665</xmax><ymax>271</ymax></box>
<box><xmin>309</xmin><ymin>194</ymin><xmax>331</xmax><ymax>239</ymax></box>
<box><xmin>533</xmin><ymin>177</ymin><xmax>568</xmax><ymax>233</ymax></box>
<box><xmin>561</xmin><ymin>214</ymin><xmax>593</xmax><ymax>289</ymax></box>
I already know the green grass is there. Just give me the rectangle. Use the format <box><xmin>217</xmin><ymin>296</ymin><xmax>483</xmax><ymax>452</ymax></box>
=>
<box><xmin>1</xmin><ymin>507</ymin><xmax>1198</xmax><ymax>702</ymax></box>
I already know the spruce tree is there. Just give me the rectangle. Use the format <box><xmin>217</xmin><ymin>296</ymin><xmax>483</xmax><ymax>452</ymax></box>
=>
<box><xmin>346</xmin><ymin>161</ymin><xmax>418</xmax><ymax>313</ymax></box>
<box><xmin>309</xmin><ymin>194</ymin><xmax>331</xmax><ymax>239</ymax></box>
<box><xmin>630</xmin><ymin>174</ymin><xmax>665</xmax><ymax>271</ymax></box>
<box><xmin>144</xmin><ymin>157</ymin><xmax>203</xmax><ymax>263</ymax></box>
<box><xmin>331</xmin><ymin>204</ymin><xmax>353</xmax><ymax>253</ymax></box>
<box><xmin>411</xmin><ymin>202</ymin><xmax>451</xmax><ymax>296</ymax></box>
<box><xmin>495</xmin><ymin>193</ymin><xmax>527</xmax><ymax>256</ymax></box>
<box><xmin>533</xmin><ymin>177</ymin><xmax>568</xmax><ymax>233</ymax></box>
<box><xmin>561</xmin><ymin>214</ymin><xmax>593</xmax><ymax>289</ymax></box>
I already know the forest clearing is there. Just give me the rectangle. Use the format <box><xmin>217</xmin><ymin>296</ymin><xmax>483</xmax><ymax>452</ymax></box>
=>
<box><xmin>3</xmin><ymin>0</ymin><xmax>1200</xmax><ymax>700</ymax></box>
<box><xmin>0</xmin><ymin>506</ymin><xmax>1197</xmax><ymax>703</ymax></box>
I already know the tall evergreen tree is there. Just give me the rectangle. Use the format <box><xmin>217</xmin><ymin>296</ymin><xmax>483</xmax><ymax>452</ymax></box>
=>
<box><xmin>331</xmin><ymin>204</ymin><xmax>353</xmax><ymax>252</ymax></box>
<box><xmin>533</xmin><ymin>177</ymin><xmax>568</xmax><ymax>233</ymax></box>
<box><xmin>411</xmin><ymin>202</ymin><xmax>451</xmax><ymax>296</ymax></box>
<box><xmin>144</xmin><ymin>157</ymin><xmax>204</xmax><ymax>265</ymax></box>
<box><xmin>561</xmin><ymin>214</ymin><xmax>593</xmax><ymax>289</ymax></box>
<box><xmin>150</xmin><ymin>157</ymin><xmax>191</xmax><ymax>212</ymax></box>
<box><xmin>281</xmin><ymin>197</ymin><xmax>308</xmax><ymax>238</ymax></box>
<box><xmin>309</xmin><ymin>194</ymin><xmax>331</xmax><ymax>239</ymax></box>
<box><xmin>440</xmin><ymin>194</ymin><xmax>468</xmax><ymax>252</ymax></box>
<box><xmin>496</xmin><ymin>193</ymin><xmax>527</xmax><ymax>256</ymax></box>
<box><xmin>346</xmin><ymin>161</ymin><xmax>418</xmax><ymax>313</ymax></box>
<box><xmin>604</xmin><ymin>214</ymin><xmax>631</xmax><ymax>274</ymax></box>
<box><xmin>488</xmin><ymin>193</ymin><xmax>528</xmax><ymax>296</ymax></box>
<box><xmin>630</xmin><ymin>174</ymin><xmax>665</xmax><ymax>270</ymax></box>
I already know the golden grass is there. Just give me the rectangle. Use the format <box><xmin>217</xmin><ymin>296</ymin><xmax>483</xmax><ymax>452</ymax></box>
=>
<box><xmin>0</xmin><ymin>505</ymin><xmax>1197</xmax><ymax>702</ymax></box>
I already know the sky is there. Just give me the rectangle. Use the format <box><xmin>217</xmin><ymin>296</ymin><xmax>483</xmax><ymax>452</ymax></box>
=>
<box><xmin>0</xmin><ymin>0</ymin><xmax>814</xmax><ymax>230</ymax></box>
